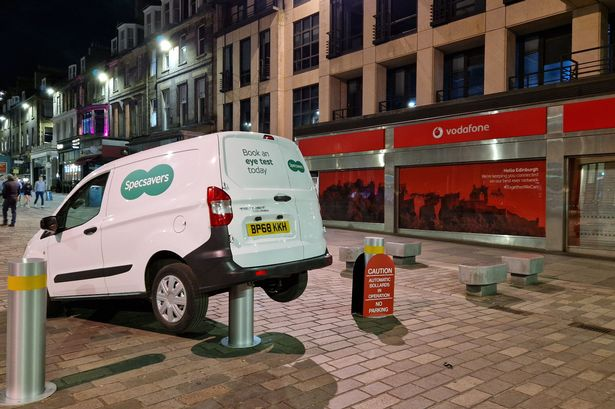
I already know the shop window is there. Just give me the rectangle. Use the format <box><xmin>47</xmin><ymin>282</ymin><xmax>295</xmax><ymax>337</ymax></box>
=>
<box><xmin>293</xmin><ymin>84</ymin><xmax>319</xmax><ymax>128</ymax></box>
<box><xmin>440</xmin><ymin>47</ymin><xmax>484</xmax><ymax>101</ymax></box>
<box><xmin>294</xmin><ymin>14</ymin><xmax>319</xmax><ymax>72</ymax></box>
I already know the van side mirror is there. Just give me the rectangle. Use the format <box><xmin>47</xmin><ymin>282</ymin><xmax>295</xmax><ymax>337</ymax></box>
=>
<box><xmin>40</xmin><ymin>216</ymin><xmax>58</xmax><ymax>234</ymax></box>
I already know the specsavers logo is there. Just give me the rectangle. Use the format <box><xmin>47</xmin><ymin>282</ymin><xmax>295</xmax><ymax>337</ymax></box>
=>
<box><xmin>121</xmin><ymin>164</ymin><xmax>174</xmax><ymax>200</ymax></box>
<box><xmin>287</xmin><ymin>160</ymin><xmax>305</xmax><ymax>173</ymax></box>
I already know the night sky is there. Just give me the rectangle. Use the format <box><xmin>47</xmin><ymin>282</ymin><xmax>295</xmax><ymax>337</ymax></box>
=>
<box><xmin>0</xmin><ymin>0</ymin><xmax>139</xmax><ymax>91</ymax></box>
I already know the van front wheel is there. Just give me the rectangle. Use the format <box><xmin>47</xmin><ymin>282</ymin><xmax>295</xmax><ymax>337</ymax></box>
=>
<box><xmin>262</xmin><ymin>272</ymin><xmax>308</xmax><ymax>303</ymax></box>
<box><xmin>151</xmin><ymin>263</ymin><xmax>208</xmax><ymax>333</ymax></box>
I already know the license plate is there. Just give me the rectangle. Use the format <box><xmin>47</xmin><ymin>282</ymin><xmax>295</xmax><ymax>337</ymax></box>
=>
<box><xmin>246</xmin><ymin>220</ymin><xmax>291</xmax><ymax>237</ymax></box>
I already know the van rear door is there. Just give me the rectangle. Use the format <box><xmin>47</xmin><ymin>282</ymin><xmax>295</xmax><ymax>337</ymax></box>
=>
<box><xmin>219</xmin><ymin>132</ymin><xmax>323</xmax><ymax>268</ymax></box>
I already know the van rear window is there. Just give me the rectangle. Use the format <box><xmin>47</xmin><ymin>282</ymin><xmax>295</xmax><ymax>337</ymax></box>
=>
<box><xmin>223</xmin><ymin>137</ymin><xmax>290</xmax><ymax>189</ymax></box>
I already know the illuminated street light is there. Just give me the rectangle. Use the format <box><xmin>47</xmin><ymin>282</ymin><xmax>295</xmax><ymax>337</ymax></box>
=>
<box><xmin>157</xmin><ymin>36</ymin><xmax>172</xmax><ymax>51</ymax></box>
<box><xmin>46</xmin><ymin>87</ymin><xmax>55</xmax><ymax>96</ymax></box>
<box><xmin>22</xmin><ymin>102</ymin><xmax>30</xmax><ymax>110</ymax></box>
<box><xmin>0</xmin><ymin>115</ymin><xmax>6</xmax><ymax>121</ymax></box>
<box><xmin>97</xmin><ymin>72</ymin><xmax>109</xmax><ymax>82</ymax></box>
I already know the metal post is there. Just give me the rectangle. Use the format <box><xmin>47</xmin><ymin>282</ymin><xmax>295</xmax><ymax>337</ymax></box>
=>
<box><xmin>364</xmin><ymin>236</ymin><xmax>385</xmax><ymax>265</ymax></box>
<box><xmin>0</xmin><ymin>258</ymin><xmax>56</xmax><ymax>406</ymax></box>
<box><xmin>221</xmin><ymin>283</ymin><xmax>261</xmax><ymax>348</ymax></box>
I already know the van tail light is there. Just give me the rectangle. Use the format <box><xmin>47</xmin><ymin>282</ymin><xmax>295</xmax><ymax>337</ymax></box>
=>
<box><xmin>207</xmin><ymin>186</ymin><xmax>233</xmax><ymax>226</ymax></box>
<box><xmin>263</xmin><ymin>134</ymin><xmax>274</xmax><ymax>140</ymax></box>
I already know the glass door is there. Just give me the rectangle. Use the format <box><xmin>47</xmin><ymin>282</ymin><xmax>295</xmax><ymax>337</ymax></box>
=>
<box><xmin>568</xmin><ymin>156</ymin><xmax>615</xmax><ymax>251</ymax></box>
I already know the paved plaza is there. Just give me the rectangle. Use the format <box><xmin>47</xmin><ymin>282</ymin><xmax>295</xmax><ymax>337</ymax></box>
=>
<box><xmin>0</xmin><ymin>197</ymin><xmax>615</xmax><ymax>408</ymax></box>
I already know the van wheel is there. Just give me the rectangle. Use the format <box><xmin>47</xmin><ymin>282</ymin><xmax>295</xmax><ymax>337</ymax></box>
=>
<box><xmin>46</xmin><ymin>292</ymin><xmax>65</xmax><ymax>318</ymax></box>
<box><xmin>263</xmin><ymin>272</ymin><xmax>308</xmax><ymax>303</ymax></box>
<box><xmin>151</xmin><ymin>263</ymin><xmax>208</xmax><ymax>334</ymax></box>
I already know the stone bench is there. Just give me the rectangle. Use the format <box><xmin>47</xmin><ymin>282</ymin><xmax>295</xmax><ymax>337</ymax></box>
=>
<box><xmin>501</xmin><ymin>254</ymin><xmax>544</xmax><ymax>287</ymax></box>
<box><xmin>458</xmin><ymin>264</ymin><xmax>507</xmax><ymax>296</ymax></box>
<box><xmin>385</xmin><ymin>242</ymin><xmax>421</xmax><ymax>266</ymax></box>
<box><xmin>338</xmin><ymin>246</ymin><xmax>362</xmax><ymax>271</ymax></box>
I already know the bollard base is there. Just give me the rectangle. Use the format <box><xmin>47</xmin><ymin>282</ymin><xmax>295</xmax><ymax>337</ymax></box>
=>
<box><xmin>0</xmin><ymin>382</ymin><xmax>56</xmax><ymax>406</ymax></box>
<box><xmin>220</xmin><ymin>336</ymin><xmax>261</xmax><ymax>349</ymax></box>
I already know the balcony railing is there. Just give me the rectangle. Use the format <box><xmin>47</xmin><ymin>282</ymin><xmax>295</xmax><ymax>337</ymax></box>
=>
<box><xmin>373</xmin><ymin>12</ymin><xmax>417</xmax><ymax>45</ymax></box>
<box><xmin>436</xmin><ymin>86</ymin><xmax>483</xmax><ymax>102</ymax></box>
<box><xmin>219</xmin><ymin>71</ymin><xmax>232</xmax><ymax>92</ymax></box>
<box><xmin>326</xmin><ymin>31</ymin><xmax>363</xmax><ymax>59</ymax></box>
<box><xmin>332</xmin><ymin>108</ymin><xmax>348</xmax><ymax>121</ymax></box>
<box><xmin>259</xmin><ymin>58</ymin><xmax>270</xmax><ymax>81</ymax></box>
<box><xmin>431</xmin><ymin>0</ymin><xmax>486</xmax><ymax>28</ymax></box>
<box><xmin>240</xmin><ymin>70</ymin><xmax>250</xmax><ymax>87</ymax></box>
<box><xmin>221</xmin><ymin>0</ymin><xmax>278</xmax><ymax>34</ymax></box>
<box><xmin>379</xmin><ymin>97</ymin><xmax>416</xmax><ymax>112</ymax></box>
<box><xmin>509</xmin><ymin>59</ymin><xmax>578</xmax><ymax>90</ymax></box>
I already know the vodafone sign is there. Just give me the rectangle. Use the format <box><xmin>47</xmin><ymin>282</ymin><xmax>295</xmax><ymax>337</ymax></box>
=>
<box><xmin>395</xmin><ymin>108</ymin><xmax>546</xmax><ymax>148</ymax></box>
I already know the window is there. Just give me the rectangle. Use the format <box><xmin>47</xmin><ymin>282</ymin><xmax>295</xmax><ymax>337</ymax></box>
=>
<box><xmin>128</xmin><ymin>28</ymin><xmax>135</xmax><ymax>49</ymax></box>
<box><xmin>294</xmin><ymin>0</ymin><xmax>309</xmax><ymax>6</ymax></box>
<box><xmin>198</xmin><ymin>25</ymin><xmax>207</xmax><ymax>56</ymax></box>
<box><xmin>182</xmin><ymin>0</ymin><xmax>189</xmax><ymax>20</ymax></box>
<box><xmin>111</xmin><ymin>38</ymin><xmax>118</xmax><ymax>55</ymax></box>
<box><xmin>161</xmin><ymin>89</ymin><xmax>170</xmax><ymax>130</ymax></box>
<box><xmin>57</xmin><ymin>173</ymin><xmax>109</xmax><ymax>232</ymax></box>
<box><xmin>259</xmin><ymin>29</ymin><xmax>270</xmax><ymax>81</ymax></box>
<box><xmin>155</xmin><ymin>10</ymin><xmax>161</xmax><ymax>32</ymax></box>
<box><xmin>179</xmin><ymin>34</ymin><xmax>187</xmax><ymax>64</ymax></box>
<box><xmin>163</xmin><ymin>2</ymin><xmax>170</xmax><ymax>27</ymax></box>
<box><xmin>513</xmin><ymin>26</ymin><xmax>573</xmax><ymax>89</ymax></box>
<box><xmin>240</xmin><ymin>99</ymin><xmax>251</xmax><ymax>131</ymax></box>
<box><xmin>240</xmin><ymin>37</ymin><xmax>251</xmax><ymax>87</ymax></box>
<box><xmin>113</xmin><ymin>67</ymin><xmax>119</xmax><ymax>92</ymax></box>
<box><xmin>173</xmin><ymin>0</ymin><xmax>180</xmax><ymax>23</ymax></box>
<box><xmin>346</xmin><ymin>77</ymin><xmax>362</xmax><ymax>118</ymax></box>
<box><xmin>177</xmin><ymin>83</ymin><xmax>188</xmax><ymax>126</ymax></box>
<box><xmin>294</xmin><ymin>14</ymin><xmax>319</xmax><ymax>72</ymax></box>
<box><xmin>223</xmin><ymin>102</ymin><xmax>233</xmax><ymax>130</ymax></box>
<box><xmin>146</xmin><ymin>13</ymin><xmax>152</xmax><ymax>36</ymax></box>
<box><xmin>441</xmin><ymin>47</ymin><xmax>484</xmax><ymax>101</ymax></box>
<box><xmin>374</xmin><ymin>0</ymin><xmax>417</xmax><ymax>44</ymax></box>
<box><xmin>162</xmin><ymin>49</ymin><xmax>170</xmax><ymax>71</ymax></box>
<box><xmin>196</xmin><ymin>76</ymin><xmax>208</xmax><ymax>123</ymax></box>
<box><xmin>191</xmin><ymin>0</ymin><xmax>197</xmax><ymax>15</ymax></box>
<box><xmin>150</xmin><ymin>52</ymin><xmax>157</xmax><ymax>77</ymax></box>
<box><xmin>221</xmin><ymin>44</ymin><xmax>233</xmax><ymax>91</ymax></box>
<box><xmin>293</xmin><ymin>84</ymin><xmax>319</xmax><ymax>128</ymax></box>
<box><xmin>431</xmin><ymin>0</ymin><xmax>486</xmax><ymax>27</ymax></box>
<box><xmin>383</xmin><ymin>64</ymin><xmax>416</xmax><ymax>111</ymax></box>
<box><xmin>68</xmin><ymin>64</ymin><xmax>77</xmax><ymax>80</ymax></box>
<box><xmin>258</xmin><ymin>94</ymin><xmax>270</xmax><ymax>133</ymax></box>
<box><xmin>147</xmin><ymin>97</ymin><xmax>157</xmax><ymax>128</ymax></box>
<box><xmin>328</xmin><ymin>0</ymin><xmax>363</xmax><ymax>58</ymax></box>
<box><xmin>80</xmin><ymin>57</ymin><xmax>86</xmax><ymax>74</ymax></box>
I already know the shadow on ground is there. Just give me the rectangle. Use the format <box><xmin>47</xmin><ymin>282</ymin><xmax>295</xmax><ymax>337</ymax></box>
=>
<box><xmin>353</xmin><ymin>315</ymin><xmax>408</xmax><ymax>345</ymax></box>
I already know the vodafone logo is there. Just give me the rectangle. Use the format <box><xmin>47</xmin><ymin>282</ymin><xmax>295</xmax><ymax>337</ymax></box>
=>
<box><xmin>432</xmin><ymin>123</ymin><xmax>490</xmax><ymax>140</ymax></box>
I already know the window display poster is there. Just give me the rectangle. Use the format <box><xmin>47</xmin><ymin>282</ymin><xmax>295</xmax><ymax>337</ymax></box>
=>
<box><xmin>398</xmin><ymin>161</ymin><xmax>546</xmax><ymax>237</ymax></box>
<box><xmin>319</xmin><ymin>169</ymin><xmax>385</xmax><ymax>223</ymax></box>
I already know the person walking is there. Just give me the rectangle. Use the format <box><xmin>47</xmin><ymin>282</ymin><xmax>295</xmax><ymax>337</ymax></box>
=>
<box><xmin>2</xmin><ymin>174</ymin><xmax>20</xmax><ymax>227</ymax></box>
<box><xmin>22</xmin><ymin>180</ymin><xmax>33</xmax><ymax>208</ymax></box>
<box><xmin>34</xmin><ymin>176</ymin><xmax>46</xmax><ymax>208</ymax></box>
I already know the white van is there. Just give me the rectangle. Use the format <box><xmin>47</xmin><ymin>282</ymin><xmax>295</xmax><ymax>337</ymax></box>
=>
<box><xmin>24</xmin><ymin>132</ymin><xmax>331</xmax><ymax>333</ymax></box>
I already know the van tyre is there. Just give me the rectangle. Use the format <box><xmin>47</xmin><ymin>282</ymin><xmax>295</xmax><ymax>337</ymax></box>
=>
<box><xmin>263</xmin><ymin>272</ymin><xmax>308</xmax><ymax>303</ymax></box>
<box><xmin>46</xmin><ymin>292</ymin><xmax>65</xmax><ymax>318</ymax></box>
<box><xmin>151</xmin><ymin>263</ymin><xmax>208</xmax><ymax>334</ymax></box>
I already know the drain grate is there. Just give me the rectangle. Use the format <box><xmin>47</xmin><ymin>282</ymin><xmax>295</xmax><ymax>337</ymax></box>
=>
<box><xmin>569</xmin><ymin>322</ymin><xmax>614</xmax><ymax>335</ymax></box>
<box><xmin>489</xmin><ymin>305</ymin><xmax>533</xmax><ymax>316</ymax></box>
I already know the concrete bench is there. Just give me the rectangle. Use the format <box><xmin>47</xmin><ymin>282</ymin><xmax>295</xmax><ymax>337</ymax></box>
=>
<box><xmin>501</xmin><ymin>254</ymin><xmax>544</xmax><ymax>287</ymax></box>
<box><xmin>385</xmin><ymin>242</ymin><xmax>421</xmax><ymax>266</ymax></box>
<box><xmin>458</xmin><ymin>264</ymin><xmax>507</xmax><ymax>296</ymax></box>
<box><xmin>338</xmin><ymin>246</ymin><xmax>362</xmax><ymax>271</ymax></box>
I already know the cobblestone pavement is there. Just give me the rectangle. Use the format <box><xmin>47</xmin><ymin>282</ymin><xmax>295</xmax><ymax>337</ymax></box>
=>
<box><xmin>0</xmin><ymin>201</ymin><xmax>614</xmax><ymax>409</ymax></box>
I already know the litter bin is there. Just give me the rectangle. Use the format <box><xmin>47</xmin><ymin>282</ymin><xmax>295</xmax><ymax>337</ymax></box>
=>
<box><xmin>88</xmin><ymin>186</ymin><xmax>102</xmax><ymax>207</ymax></box>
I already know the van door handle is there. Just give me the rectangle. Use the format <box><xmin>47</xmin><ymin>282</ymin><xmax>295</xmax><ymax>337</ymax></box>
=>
<box><xmin>274</xmin><ymin>195</ymin><xmax>292</xmax><ymax>202</ymax></box>
<box><xmin>84</xmin><ymin>227</ymin><xmax>98</xmax><ymax>235</ymax></box>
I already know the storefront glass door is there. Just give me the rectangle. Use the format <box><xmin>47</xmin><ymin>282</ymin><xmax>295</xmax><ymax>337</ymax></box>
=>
<box><xmin>568</xmin><ymin>157</ymin><xmax>615</xmax><ymax>251</ymax></box>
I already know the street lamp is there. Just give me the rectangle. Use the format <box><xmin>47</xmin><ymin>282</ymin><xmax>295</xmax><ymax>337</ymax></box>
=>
<box><xmin>46</xmin><ymin>87</ymin><xmax>55</xmax><ymax>96</ymax></box>
<box><xmin>157</xmin><ymin>36</ymin><xmax>172</xmax><ymax>52</ymax></box>
<box><xmin>97</xmin><ymin>72</ymin><xmax>109</xmax><ymax>83</ymax></box>
<box><xmin>22</xmin><ymin>102</ymin><xmax>30</xmax><ymax>110</ymax></box>
<box><xmin>0</xmin><ymin>115</ymin><xmax>6</xmax><ymax>121</ymax></box>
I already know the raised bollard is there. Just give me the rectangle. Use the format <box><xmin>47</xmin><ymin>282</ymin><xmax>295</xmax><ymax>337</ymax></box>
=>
<box><xmin>0</xmin><ymin>258</ymin><xmax>56</xmax><ymax>406</ymax></box>
<box><xmin>364</xmin><ymin>237</ymin><xmax>385</xmax><ymax>266</ymax></box>
<box><xmin>221</xmin><ymin>283</ymin><xmax>261</xmax><ymax>348</ymax></box>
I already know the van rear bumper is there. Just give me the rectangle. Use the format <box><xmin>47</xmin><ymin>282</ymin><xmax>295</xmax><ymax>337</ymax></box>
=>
<box><xmin>184</xmin><ymin>227</ymin><xmax>332</xmax><ymax>294</ymax></box>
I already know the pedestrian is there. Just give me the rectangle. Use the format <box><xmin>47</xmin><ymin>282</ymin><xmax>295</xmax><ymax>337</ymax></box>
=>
<box><xmin>22</xmin><ymin>180</ymin><xmax>32</xmax><ymax>208</ymax></box>
<box><xmin>34</xmin><ymin>176</ymin><xmax>46</xmax><ymax>208</ymax></box>
<box><xmin>2</xmin><ymin>174</ymin><xmax>20</xmax><ymax>227</ymax></box>
<box><xmin>17</xmin><ymin>178</ymin><xmax>23</xmax><ymax>207</ymax></box>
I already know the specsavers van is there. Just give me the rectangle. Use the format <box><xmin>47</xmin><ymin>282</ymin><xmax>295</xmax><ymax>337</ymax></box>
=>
<box><xmin>24</xmin><ymin>132</ymin><xmax>332</xmax><ymax>333</ymax></box>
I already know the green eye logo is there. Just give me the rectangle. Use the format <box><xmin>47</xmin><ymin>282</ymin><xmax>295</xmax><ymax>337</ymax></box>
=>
<box><xmin>121</xmin><ymin>164</ymin><xmax>174</xmax><ymax>200</ymax></box>
<box><xmin>287</xmin><ymin>160</ymin><xmax>305</xmax><ymax>173</ymax></box>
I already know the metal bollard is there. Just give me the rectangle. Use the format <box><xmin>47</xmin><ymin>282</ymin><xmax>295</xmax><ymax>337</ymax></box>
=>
<box><xmin>0</xmin><ymin>259</ymin><xmax>56</xmax><ymax>406</ymax></box>
<box><xmin>221</xmin><ymin>283</ymin><xmax>261</xmax><ymax>348</ymax></box>
<box><xmin>364</xmin><ymin>236</ymin><xmax>385</xmax><ymax>265</ymax></box>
